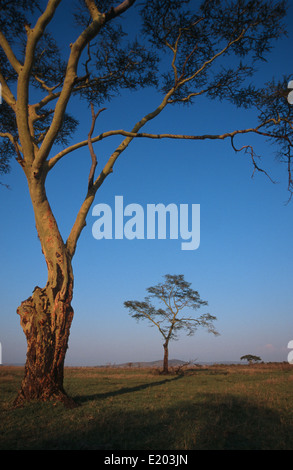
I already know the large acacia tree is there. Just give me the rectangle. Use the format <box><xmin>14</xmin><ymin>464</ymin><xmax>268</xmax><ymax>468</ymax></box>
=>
<box><xmin>0</xmin><ymin>0</ymin><xmax>292</xmax><ymax>406</ymax></box>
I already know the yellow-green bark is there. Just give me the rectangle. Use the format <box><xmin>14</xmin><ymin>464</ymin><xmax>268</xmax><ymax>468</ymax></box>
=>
<box><xmin>14</xmin><ymin>172</ymin><xmax>75</xmax><ymax>406</ymax></box>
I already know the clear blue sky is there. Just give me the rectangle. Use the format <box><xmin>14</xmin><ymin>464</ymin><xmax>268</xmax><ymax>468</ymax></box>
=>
<box><xmin>0</xmin><ymin>1</ymin><xmax>293</xmax><ymax>366</ymax></box>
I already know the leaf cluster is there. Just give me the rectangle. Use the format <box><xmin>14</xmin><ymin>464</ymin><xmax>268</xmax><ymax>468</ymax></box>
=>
<box><xmin>141</xmin><ymin>0</ymin><xmax>287</xmax><ymax>106</ymax></box>
<box><xmin>0</xmin><ymin>0</ymin><xmax>159</xmax><ymax>174</ymax></box>
<box><xmin>0</xmin><ymin>0</ymin><xmax>40</xmax><ymax>40</ymax></box>
<box><xmin>0</xmin><ymin>101</ymin><xmax>17</xmax><ymax>170</ymax></box>
<box><xmin>0</xmin><ymin>0</ymin><xmax>291</xmax><ymax>188</ymax></box>
<box><xmin>77</xmin><ymin>30</ymin><xmax>158</xmax><ymax>105</ymax></box>
<box><xmin>72</xmin><ymin>0</ymin><xmax>158</xmax><ymax>105</ymax></box>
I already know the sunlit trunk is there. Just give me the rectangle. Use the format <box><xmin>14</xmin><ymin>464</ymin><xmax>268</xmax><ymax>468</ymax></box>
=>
<box><xmin>14</xmin><ymin>176</ymin><xmax>76</xmax><ymax>407</ymax></box>
<box><xmin>163</xmin><ymin>342</ymin><xmax>169</xmax><ymax>374</ymax></box>
<box><xmin>14</xmin><ymin>279</ymin><xmax>74</xmax><ymax>407</ymax></box>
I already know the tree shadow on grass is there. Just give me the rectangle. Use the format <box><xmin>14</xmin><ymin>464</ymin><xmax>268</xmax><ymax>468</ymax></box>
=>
<box><xmin>12</xmin><ymin>391</ymin><xmax>293</xmax><ymax>450</ymax></box>
<box><xmin>73</xmin><ymin>376</ymin><xmax>183</xmax><ymax>404</ymax></box>
<box><xmin>80</xmin><ymin>394</ymin><xmax>293</xmax><ymax>450</ymax></box>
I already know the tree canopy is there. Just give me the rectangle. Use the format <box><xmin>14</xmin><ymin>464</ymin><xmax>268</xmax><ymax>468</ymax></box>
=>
<box><xmin>240</xmin><ymin>354</ymin><xmax>262</xmax><ymax>364</ymax></box>
<box><xmin>125</xmin><ymin>274</ymin><xmax>218</xmax><ymax>338</ymax></box>
<box><xmin>0</xmin><ymin>0</ymin><xmax>292</xmax><ymax>196</ymax></box>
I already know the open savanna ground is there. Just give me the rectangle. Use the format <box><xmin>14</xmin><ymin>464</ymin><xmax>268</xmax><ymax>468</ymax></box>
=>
<box><xmin>0</xmin><ymin>363</ymin><xmax>292</xmax><ymax>450</ymax></box>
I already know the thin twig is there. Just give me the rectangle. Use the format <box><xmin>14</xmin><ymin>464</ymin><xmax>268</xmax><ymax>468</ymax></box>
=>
<box><xmin>87</xmin><ymin>104</ymin><xmax>106</xmax><ymax>189</ymax></box>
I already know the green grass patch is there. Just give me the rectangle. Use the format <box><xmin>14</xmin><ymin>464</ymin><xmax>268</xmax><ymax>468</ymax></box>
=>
<box><xmin>0</xmin><ymin>364</ymin><xmax>292</xmax><ymax>450</ymax></box>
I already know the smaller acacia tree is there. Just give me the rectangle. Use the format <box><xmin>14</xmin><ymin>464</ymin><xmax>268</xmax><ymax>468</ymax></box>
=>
<box><xmin>124</xmin><ymin>274</ymin><xmax>219</xmax><ymax>374</ymax></box>
<box><xmin>240</xmin><ymin>354</ymin><xmax>262</xmax><ymax>365</ymax></box>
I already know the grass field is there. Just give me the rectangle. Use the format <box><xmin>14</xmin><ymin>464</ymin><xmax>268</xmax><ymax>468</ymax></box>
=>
<box><xmin>0</xmin><ymin>363</ymin><xmax>292</xmax><ymax>450</ymax></box>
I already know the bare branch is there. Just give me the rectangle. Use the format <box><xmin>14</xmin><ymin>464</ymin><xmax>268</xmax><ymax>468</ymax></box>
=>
<box><xmin>179</xmin><ymin>27</ymin><xmax>247</xmax><ymax>90</ymax></box>
<box><xmin>0</xmin><ymin>131</ymin><xmax>16</xmax><ymax>143</ymax></box>
<box><xmin>34</xmin><ymin>2</ymin><xmax>105</xmax><ymax>168</ymax></box>
<box><xmin>17</xmin><ymin>0</ymin><xmax>62</xmax><ymax>160</ymax></box>
<box><xmin>67</xmin><ymin>85</ymin><xmax>170</xmax><ymax>256</ymax></box>
<box><xmin>232</xmin><ymin>140</ymin><xmax>276</xmax><ymax>184</ymax></box>
<box><xmin>0</xmin><ymin>70</ymin><xmax>16</xmax><ymax>109</ymax></box>
<box><xmin>49</xmin><ymin>86</ymin><xmax>175</xmax><ymax>171</ymax></box>
<box><xmin>0</xmin><ymin>131</ymin><xmax>23</xmax><ymax>166</ymax></box>
<box><xmin>105</xmin><ymin>0</ymin><xmax>136</xmax><ymax>22</ymax></box>
<box><xmin>0</xmin><ymin>31</ymin><xmax>22</xmax><ymax>73</ymax></box>
<box><xmin>87</xmin><ymin>104</ymin><xmax>106</xmax><ymax>190</ymax></box>
<box><xmin>33</xmin><ymin>74</ymin><xmax>62</xmax><ymax>93</ymax></box>
<box><xmin>48</xmin><ymin>116</ymin><xmax>284</xmax><ymax>171</ymax></box>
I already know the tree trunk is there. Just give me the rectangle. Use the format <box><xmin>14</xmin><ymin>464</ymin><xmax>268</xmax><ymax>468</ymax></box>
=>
<box><xmin>14</xmin><ymin>280</ymin><xmax>75</xmax><ymax>407</ymax></box>
<box><xmin>163</xmin><ymin>342</ymin><xmax>169</xmax><ymax>374</ymax></box>
<box><xmin>13</xmin><ymin>176</ymin><xmax>77</xmax><ymax>407</ymax></box>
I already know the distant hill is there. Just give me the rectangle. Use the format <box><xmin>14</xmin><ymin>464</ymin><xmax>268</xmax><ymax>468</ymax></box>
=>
<box><xmin>96</xmin><ymin>359</ymin><xmax>245</xmax><ymax>368</ymax></box>
<box><xmin>2</xmin><ymin>359</ymin><xmax>245</xmax><ymax>368</ymax></box>
<box><xmin>98</xmin><ymin>359</ymin><xmax>188</xmax><ymax>368</ymax></box>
